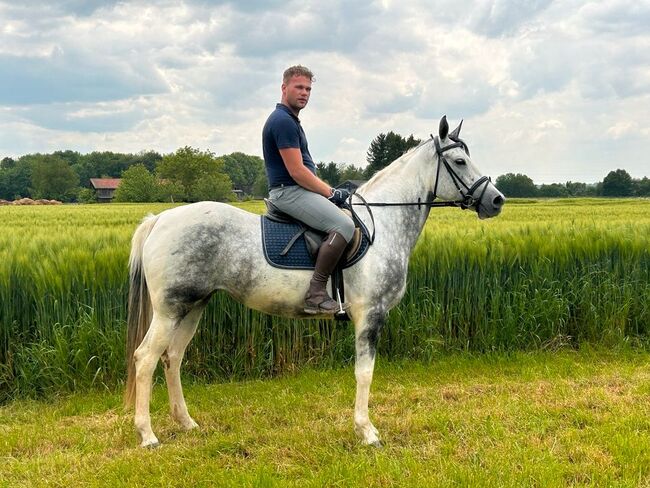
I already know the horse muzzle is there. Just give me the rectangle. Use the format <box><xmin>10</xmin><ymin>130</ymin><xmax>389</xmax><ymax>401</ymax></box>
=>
<box><xmin>475</xmin><ymin>183</ymin><xmax>505</xmax><ymax>219</ymax></box>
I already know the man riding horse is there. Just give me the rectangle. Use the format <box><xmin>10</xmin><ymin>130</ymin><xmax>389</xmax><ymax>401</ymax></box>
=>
<box><xmin>126</xmin><ymin>106</ymin><xmax>505</xmax><ymax>447</ymax></box>
<box><xmin>262</xmin><ymin>65</ymin><xmax>353</xmax><ymax>315</ymax></box>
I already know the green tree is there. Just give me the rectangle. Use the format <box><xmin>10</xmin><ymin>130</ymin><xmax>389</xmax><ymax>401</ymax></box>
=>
<box><xmin>157</xmin><ymin>146</ymin><xmax>233</xmax><ymax>202</ymax></box>
<box><xmin>158</xmin><ymin>180</ymin><xmax>185</xmax><ymax>203</ymax></box>
<box><xmin>340</xmin><ymin>164</ymin><xmax>365</xmax><ymax>182</ymax></box>
<box><xmin>634</xmin><ymin>177</ymin><xmax>650</xmax><ymax>197</ymax></box>
<box><xmin>365</xmin><ymin>133</ymin><xmax>388</xmax><ymax>177</ymax></box>
<box><xmin>114</xmin><ymin>164</ymin><xmax>159</xmax><ymax>202</ymax></box>
<box><xmin>29</xmin><ymin>155</ymin><xmax>80</xmax><ymax>201</ymax></box>
<box><xmin>73</xmin><ymin>151</ymin><xmax>127</xmax><ymax>187</ymax></box>
<box><xmin>495</xmin><ymin>173</ymin><xmax>538</xmax><ymax>197</ymax></box>
<box><xmin>365</xmin><ymin>132</ymin><xmax>420</xmax><ymax>178</ymax></box>
<box><xmin>602</xmin><ymin>169</ymin><xmax>634</xmax><ymax>197</ymax></box>
<box><xmin>219</xmin><ymin>152</ymin><xmax>264</xmax><ymax>196</ymax></box>
<box><xmin>72</xmin><ymin>150</ymin><xmax>162</xmax><ymax>188</ymax></box>
<box><xmin>538</xmin><ymin>183</ymin><xmax>569</xmax><ymax>198</ymax></box>
<box><xmin>253</xmin><ymin>172</ymin><xmax>269</xmax><ymax>198</ymax></box>
<box><xmin>53</xmin><ymin>150</ymin><xmax>83</xmax><ymax>168</ymax></box>
<box><xmin>191</xmin><ymin>173</ymin><xmax>234</xmax><ymax>202</ymax></box>
<box><xmin>0</xmin><ymin>159</ymin><xmax>31</xmax><ymax>199</ymax></box>
<box><xmin>566</xmin><ymin>181</ymin><xmax>587</xmax><ymax>197</ymax></box>
<box><xmin>135</xmin><ymin>150</ymin><xmax>163</xmax><ymax>173</ymax></box>
<box><xmin>316</xmin><ymin>161</ymin><xmax>341</xmax><ymax>186</ymax></box>
<box><xmin>1</xmin><ymin>157</ymin><xmax>16</xmax><ymax>169</ymax></box>
<box><xmin>77</xmin><ymin>188</ymin><xmax>97</xmax><ymax>204</ymax></box>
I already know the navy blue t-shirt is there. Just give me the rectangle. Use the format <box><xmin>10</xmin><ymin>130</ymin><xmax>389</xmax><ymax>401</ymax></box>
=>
<box><xmin>262</xmin><ymin>103</ymin><xmax>316</xmax><ymax>187</ymax></box>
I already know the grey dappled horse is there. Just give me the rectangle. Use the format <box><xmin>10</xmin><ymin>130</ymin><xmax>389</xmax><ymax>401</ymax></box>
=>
<box><xmin>124</xmin><ymin>117</ymin><xmax>505</xmax><ymax>448</ymax></box>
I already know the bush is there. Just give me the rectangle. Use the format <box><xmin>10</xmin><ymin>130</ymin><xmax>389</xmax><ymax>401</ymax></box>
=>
<box><xmin>114</xmin><ymin>164</ymin><xmax>159</xmax><ymax>202</ymax></box>
<box><xmin>77</xmin><ymin>188</ymin><xmax>96</xmax><ymax>204</ymax></box>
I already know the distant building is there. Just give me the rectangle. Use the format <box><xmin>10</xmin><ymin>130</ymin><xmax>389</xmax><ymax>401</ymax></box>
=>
<box><xmin>90</xmin><ymin>178</ymin><xmax>122</xmax><ymax>203</ymax></box>
<box><xmin>337</xmin><ymin>180</ymin><xmax>367</xmax><ymax>193</ymax></box>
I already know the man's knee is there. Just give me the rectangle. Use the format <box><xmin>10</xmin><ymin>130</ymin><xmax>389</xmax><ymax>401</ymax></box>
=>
<box><xmin>337</xmin><ymin>217</ymin><xmax>355</xmax><ymax>242</ymax></box>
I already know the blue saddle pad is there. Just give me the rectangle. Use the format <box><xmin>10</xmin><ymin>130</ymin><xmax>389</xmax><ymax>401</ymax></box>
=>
<box><xmin>260</xmin><ymin>216</ymin><xmax>370</xmax><ymax>270</ymax></box>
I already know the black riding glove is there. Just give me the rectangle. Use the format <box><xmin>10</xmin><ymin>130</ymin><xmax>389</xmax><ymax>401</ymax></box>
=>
<box><xmin>328</xmin><ymin>188</ymin><xmax>351</xmax><ymax>207</ymax></box>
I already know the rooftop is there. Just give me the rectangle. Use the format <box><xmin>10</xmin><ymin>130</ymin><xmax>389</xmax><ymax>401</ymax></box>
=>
<box><xmin>90</xmin><ymin>178</ymin><xmax>122</xmax><ymax>190</ymax></box>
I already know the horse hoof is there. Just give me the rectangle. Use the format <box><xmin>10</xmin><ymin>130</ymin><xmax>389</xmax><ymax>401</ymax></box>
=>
<box><xmin>182</xmin><ymin>420</ymin><xmax>199</xmax><ymax>431</ymax></box>
<box><xmin>369</xmin><ymin>440</ymin><xmax>383</xmax><ymax>449</ymax></box>
<box><xmin>141</xmin><ymin>440</ymin><xmax>161</xmax><ymax>449</ymax></box>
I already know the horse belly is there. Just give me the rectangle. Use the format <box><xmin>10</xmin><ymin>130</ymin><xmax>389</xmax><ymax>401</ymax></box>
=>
<box><xmin>230</xmin><ymin>270</ymin><xmax>314</xmax><ymax>318</ymax></box>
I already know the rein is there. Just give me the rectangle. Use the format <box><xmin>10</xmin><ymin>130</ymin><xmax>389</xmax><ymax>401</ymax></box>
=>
<box><xmin>344</xmin><ymin>135</ymin><xmax>492</xmax><ymax>246</ymax></box>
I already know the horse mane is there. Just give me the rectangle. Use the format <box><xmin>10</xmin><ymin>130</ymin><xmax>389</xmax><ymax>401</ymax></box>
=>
<box><xmin>357</xmin><ymin>137</ymin><xmax>431</xmax><ymax>194</ymax></box>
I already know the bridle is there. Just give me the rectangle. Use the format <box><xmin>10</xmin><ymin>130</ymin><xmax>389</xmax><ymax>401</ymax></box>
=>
<box><xmin>431</xmin><ymin>135</ymin><xmax>491</xmax><ymax>212</ymax></box>
<box><xmin>345</xmin><ymin>135</ymin><xmax>493</xmax><ymax>244</ymax></box>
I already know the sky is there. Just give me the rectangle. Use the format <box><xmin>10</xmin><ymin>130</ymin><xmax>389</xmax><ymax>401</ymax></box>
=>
<box><xmin>0</xmin><ymin>0</ymin><xmax>649</xmax><ymax>184</ymax></box>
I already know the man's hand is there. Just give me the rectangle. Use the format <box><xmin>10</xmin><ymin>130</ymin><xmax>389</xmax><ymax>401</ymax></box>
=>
<box><xmin>328</xmin><ymin>188</ymin><xmax>351</xmax><ymax>207</ymax></box>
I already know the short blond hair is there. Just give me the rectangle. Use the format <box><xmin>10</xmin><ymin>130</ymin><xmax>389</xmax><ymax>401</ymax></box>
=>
<box><xmin>283</xmin><ymin>65</ymin><xmax>314</xmax><ymax>84</ymax></box>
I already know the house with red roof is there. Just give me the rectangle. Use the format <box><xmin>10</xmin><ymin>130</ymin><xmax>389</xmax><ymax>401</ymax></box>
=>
<box><xmin>90</xmin><ymin>178</ymin><xmax>121</xmax><ymax>203</ymax></box>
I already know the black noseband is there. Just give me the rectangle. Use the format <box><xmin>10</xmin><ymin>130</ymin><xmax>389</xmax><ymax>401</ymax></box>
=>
<box><xmin>431</xmin><ymin>135</ymin><xmax>491</xmax><ymax>212</ymax></box>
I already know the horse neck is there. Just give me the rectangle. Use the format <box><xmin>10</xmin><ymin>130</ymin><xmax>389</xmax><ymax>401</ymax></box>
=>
<box><xmin>357</xmin><ymin>144</ymin><xmax>437</xmax><ymax>253</ymax></box>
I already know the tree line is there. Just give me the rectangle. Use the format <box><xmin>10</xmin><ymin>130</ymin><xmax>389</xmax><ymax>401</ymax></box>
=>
<box><xmin>0</xmin><ymin>149</ymin><xmax>268</xmax><ymax>203</ymax></box>
<box><xmin>0</xmin><ymin>131</ymin><xmax>420</xmax><ymax>203</ymax></box>
<box><xmin>1</xmin><ymin>131</ymin><xmax>647</xmax><ymax>202</ymax></box>
<box><xmin>496</xmin><ymin>170</ymin><xmax>650</xmax><ymax>198</ymax></box>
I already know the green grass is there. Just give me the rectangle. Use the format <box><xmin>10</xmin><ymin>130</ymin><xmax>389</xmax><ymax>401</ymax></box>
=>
<box><xmin>3</xmin><ymin>350</ymin><xmax>650</xmax><ymax>486</ymax></box>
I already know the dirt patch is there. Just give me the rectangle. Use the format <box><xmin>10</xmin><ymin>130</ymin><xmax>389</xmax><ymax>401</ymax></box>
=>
<box><xmin>1</xmin><ymin>198</ymin><xmax>63</xmax><ymax>205</ymax></box>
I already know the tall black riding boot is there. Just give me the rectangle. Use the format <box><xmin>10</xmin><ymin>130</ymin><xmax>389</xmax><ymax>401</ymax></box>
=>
<box><xmin>304</xmin><ymin>231</ymin><xmax>350</xmax><ymax>314</ymax></box>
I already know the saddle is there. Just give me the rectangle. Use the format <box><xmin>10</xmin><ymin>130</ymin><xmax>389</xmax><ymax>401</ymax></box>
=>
<box><xmin>261</xmin><ymin>199</ymin><xmax>367</xmax><ymax>270</ymax></box>
<box><xmin>261</xmin><ymin>199</ymin><xmax>371</xmax><ymax>321</ymax></box>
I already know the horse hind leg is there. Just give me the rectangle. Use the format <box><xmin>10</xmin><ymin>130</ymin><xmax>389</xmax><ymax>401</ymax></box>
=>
<box><xmin>160</xmin><ymin>305</ymin><xmax>205</xmax><ymax>431</ymax></box>
<box><xmin>133</xmin><ymin>311</ymin><xmax>176</xmax><ymax>448</ymax></box>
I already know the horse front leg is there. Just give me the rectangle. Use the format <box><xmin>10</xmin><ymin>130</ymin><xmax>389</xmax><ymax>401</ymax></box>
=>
<box><xmin>353</xmin><ymin>309</ymin><xmax>385</xmax><ymax>447</ymax></box>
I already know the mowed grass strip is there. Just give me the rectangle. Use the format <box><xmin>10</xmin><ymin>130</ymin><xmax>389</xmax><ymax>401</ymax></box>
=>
<box><xmin>2</xmin><ymin>350</ymin><xmax>650</xmax><ymax>487</ymax></box>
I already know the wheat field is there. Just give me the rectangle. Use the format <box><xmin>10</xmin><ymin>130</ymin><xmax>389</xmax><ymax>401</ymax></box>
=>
<box><xmin>1</xmin><ymin>199</ymin><xmax>648</xmax><ymax>401</ymax></box>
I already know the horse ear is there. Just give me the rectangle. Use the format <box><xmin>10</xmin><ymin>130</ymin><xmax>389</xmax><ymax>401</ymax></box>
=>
<box><xmin>439</xmin><ymin>116</ymin><xmax>449</xmax><ymax>140</ymax></box>
<box><xmin>449</xmin><ymin>119</ymin><xmax>463</xmax><ymax>140</ymax></box>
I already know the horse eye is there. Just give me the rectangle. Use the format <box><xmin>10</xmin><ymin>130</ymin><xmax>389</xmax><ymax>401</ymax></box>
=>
<box><xmin>455</xmin><ymin>158</ymin><xmax>466</xmax><ymax>165</ymax></box>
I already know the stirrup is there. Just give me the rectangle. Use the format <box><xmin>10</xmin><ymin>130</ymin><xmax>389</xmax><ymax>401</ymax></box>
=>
<box><xmin>304</xmin><ymin>296</ymin><xmax>350</xmax><ymax>315</ymax></box>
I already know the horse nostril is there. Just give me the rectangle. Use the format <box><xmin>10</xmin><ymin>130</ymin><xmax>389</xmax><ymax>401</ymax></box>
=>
<box><xmin>493</xmin><ymin>195</ymin><xmax>504</xmax><ymax>207</ymax></box>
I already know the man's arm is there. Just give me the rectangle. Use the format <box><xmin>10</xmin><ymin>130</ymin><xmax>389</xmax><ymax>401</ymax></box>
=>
<box><xmin>279</xmin><ymin>148</ymin><xmax>332</xmax><ymax>197</ymax></box>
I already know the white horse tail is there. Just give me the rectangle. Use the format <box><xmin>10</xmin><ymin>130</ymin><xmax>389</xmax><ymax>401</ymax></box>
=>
<box><xmin>124</xmin><ymin>213</ymin><xmax>159</xmax><ymax>408</ymax></box>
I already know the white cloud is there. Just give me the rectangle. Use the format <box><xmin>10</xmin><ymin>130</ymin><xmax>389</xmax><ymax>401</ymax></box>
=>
<box><xmin>538</xmin><ymin>119</ymin><xmax>564</xmax><ymax>129</ymax></box>
<box><xmin>606</xmin><ymin>122</ymin><xmax>638</xmax><ymax>139</ymax></box>
<box><xmin>0</xmin><ymin>0</ymin><xmax>648</xmax><ymax>183</ymax></box>
<box><xmin>467</xmin><ymin>0</ymin><xmax>554</xmax><ymax>37</ymax></box>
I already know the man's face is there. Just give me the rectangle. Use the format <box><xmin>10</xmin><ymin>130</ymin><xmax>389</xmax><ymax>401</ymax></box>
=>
<box><xmin>281</xmin><ymin>75</ymin><xmax>312</xmax><ymax>113</ymax></box>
